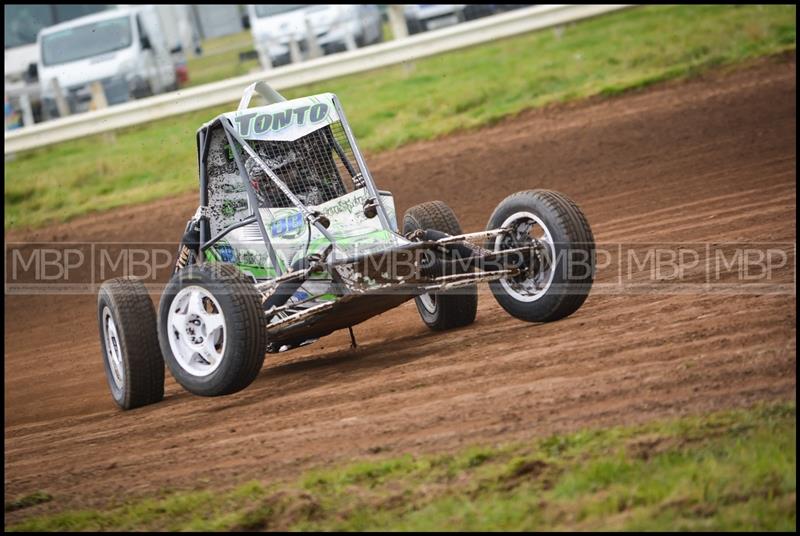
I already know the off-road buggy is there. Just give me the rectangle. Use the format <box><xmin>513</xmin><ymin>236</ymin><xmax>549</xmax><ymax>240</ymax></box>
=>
<box><xmin>98</xmin><ymin>82</ymin><xmax>596</xmax><ymax>409</ymax></box>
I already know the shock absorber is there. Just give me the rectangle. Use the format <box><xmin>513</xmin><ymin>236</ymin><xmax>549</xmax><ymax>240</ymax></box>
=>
<box><xmin>174</xmin><ymin>219</ymin><xmax>201</xmax><ymax>273</ymax></box>
<box><xmin>175</xmin><ymin>244</ymin><xmax>192</xmax><ymax>272</ymax></box>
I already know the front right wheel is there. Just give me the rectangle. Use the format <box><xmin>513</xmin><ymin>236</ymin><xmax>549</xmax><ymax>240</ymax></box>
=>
<box><xmin>158</xmin><ymin>263</ymin><xmax>267</xmax><ymax>397</ymax></box>
<box><xmin>485</xmin><ymin>189</ymin><xmax>595</xmax><ymax>322</ymax></box>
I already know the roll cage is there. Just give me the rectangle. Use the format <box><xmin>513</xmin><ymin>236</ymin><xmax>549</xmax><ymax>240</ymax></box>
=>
<box><xmin>195</xmin><ymin>82</ymin><xmax>396</xmax><ymax>274</ymax></box>
<box><xmin>182</xmin><ymin>82</ymin><xmax>539</xmax><ymax>349</ymax></box>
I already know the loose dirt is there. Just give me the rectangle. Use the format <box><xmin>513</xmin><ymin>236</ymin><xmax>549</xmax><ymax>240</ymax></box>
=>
<box><xmin>4</xmin><ymin>55</ymin><xmax>796</xmax><ymax>521</ymax></box>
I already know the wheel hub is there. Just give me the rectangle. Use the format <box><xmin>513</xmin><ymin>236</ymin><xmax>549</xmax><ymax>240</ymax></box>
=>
<box><xmin>185</xmin><ymin>315</ymin><xmax>206</xmax><ymax>346</ymax></box>
<box><xmin>494</xmin><ymin>211</ymin><xmax>556</xmax><ymax>303</ymax></box>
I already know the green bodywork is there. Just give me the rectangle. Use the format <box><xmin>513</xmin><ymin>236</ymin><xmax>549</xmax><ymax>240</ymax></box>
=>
<box><xmin>206</xmin><ymin>187</ymin><xmax>402</xmax><ymax>308</ymax></box>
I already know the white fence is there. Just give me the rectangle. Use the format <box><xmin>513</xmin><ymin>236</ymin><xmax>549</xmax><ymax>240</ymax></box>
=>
<box><xmin>3</xmin><ymin>5</ymin><xmax>632</xmax><ymax>155</ymax></box>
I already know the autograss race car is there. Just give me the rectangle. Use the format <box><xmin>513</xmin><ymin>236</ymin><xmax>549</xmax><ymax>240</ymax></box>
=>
<box><xmin>97</xmin><ymin>82</ymin><xmax>596</xmax><ymax>410</ymax></box>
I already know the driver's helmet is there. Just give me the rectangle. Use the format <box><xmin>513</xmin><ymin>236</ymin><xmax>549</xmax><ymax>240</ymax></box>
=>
<box><xmin>244</xmin><ymin>153</ymin><xmax>327</xmax><ymax>207</ymax></box>
<box><xmin>244</xmin><ymin>155</ymin><xmax>282</xmax><ymax>207</ymax></box>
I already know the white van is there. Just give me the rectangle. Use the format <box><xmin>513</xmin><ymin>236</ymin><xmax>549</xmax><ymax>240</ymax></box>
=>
<box><xmin>37</xmin><ymin>6</ymin><xmax>177</xmax><ymax>117</ymax></box>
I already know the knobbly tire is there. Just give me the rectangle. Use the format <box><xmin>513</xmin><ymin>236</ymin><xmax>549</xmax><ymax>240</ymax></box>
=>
<box><xmin>158</xmin><ymin>263</ymin><xmax>267</xmax><ymax>397</ymax></box>
<box><xmin>485</xmin><ymin>189</ymin><xmax>595</xmax><ymax>322</ymax></box>
<box><xmin>403</xmin><ymin>201</ymin><xmax>478</xmax><ymax>330</ymax></box>
<box><xmin>97</xmin><ymin>277</ymin><xmax>165</xmax><ymax>410</ymax></box>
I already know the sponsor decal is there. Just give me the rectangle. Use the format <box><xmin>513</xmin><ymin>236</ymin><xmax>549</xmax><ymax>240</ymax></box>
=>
<box><xmin>221</xmin><ymin>198</ymin><xmax>248</xmax><ymax>218</ymax></box>
<box><xmin>234</xmin><ymin>103</ymin><xmax>330</xmax><ymax>138</ymax></box>
<box><xmin>324</xmin><ymin>189</ymin><xmax>368</xmax><ymax>218</ymax></box>
<box><xmin>271</xmin><ymin>212</ymin><xmax>305</xmax><ymax>238</ymax></box>
<box><xmin>215</xmin><ymin>242</ymin><xmax>236</xmax><ymax>263</ymax></box>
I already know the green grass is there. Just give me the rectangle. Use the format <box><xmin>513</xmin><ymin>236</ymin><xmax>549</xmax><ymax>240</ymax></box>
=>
<box><xmin>185</xmin><ymin>31</ymin><xmax>260</xmax><ymax>88</ymax></box>
<box><xmin>4</xmin><ymin>492</ymin><xmax>53</xmax><ymax>514</ymax></box>
<box><xmin>4</xmin><ymin>4</ymin><xmax>796</xmax><ymax>230</ymax></box>
<box><xmin>382</xmin><ymin>20</ymin><xmax>394</xmax><ymax>42</ymax></box>
<box><xmin>6</xmin><ymin>403</ymin><xmax>795</xmax><ymax>531</ymax></box>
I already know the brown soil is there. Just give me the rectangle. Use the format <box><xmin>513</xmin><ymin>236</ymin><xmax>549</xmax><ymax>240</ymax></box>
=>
<box><xmin>4</xmin><ymin>56</ymin><xmax>796</xmax><ymax>522</ymax></box>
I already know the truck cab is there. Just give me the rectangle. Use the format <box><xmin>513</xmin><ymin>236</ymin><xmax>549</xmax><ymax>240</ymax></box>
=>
<box><xmin>37</xmin><ymin>6</ymin><xmax>177</xmax><ymax>117</ymax></box>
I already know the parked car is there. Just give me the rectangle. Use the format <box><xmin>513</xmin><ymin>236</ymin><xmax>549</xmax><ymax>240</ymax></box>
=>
<box><xmin>404</xmin><ymin>4</ymin><xmax>467</xmax><ymax>34</ymax></box>
<box><xmin>247</xmin><ymin>4</ymin><xmax>383</xmax><ymax>68</ymax></box>
<box><xmin>37</xmin><ymin>6</ymin><xmax>178</xmax><ymax>117</ymax></box>
<box><xmin>404</xmin><ymin>4</ymin><xmax>529</xmax><ymax>33</ymax></box>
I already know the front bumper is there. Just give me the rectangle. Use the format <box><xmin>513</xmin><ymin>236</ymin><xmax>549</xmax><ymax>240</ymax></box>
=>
<box><xmin>261</xmin><ymin>25</ymin><xmax>359</xmax><ymax>64</ymax></box>
<box><xmin>44</xmin><ymin>76</ymin><xmax>132</xmax><ymax>116</ymax></box>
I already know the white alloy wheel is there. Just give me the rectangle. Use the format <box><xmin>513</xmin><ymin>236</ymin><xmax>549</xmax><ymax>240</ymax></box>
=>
<box><xmin>418</xmin><ymin>292</ymin><xmax>437</xmax><ymax>314</ymax></box>
<box><xmin>494</xmin><ymin>211</ymin><xmax>556</xmax><ymax>303</ymax></box>
<box><xmin>167</xmin><ymin>285</ymin><xmax>227</xmax><ymax>377</ymax></box>
<box><xmin>102</xmin><ymin>306</ymin><xmax>124</xmax><ymax>390</ymax></box>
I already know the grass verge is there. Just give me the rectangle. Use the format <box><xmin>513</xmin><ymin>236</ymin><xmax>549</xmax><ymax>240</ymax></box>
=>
<box><xmin>6</xmin><ymin>402</ymin><xmax>796</xmax><ymax>531</ymax></box>
<box><xmin>184</xmin><ymin>31</ymin><xmax>260</xmax><ymax>88</ymax></box>
<box><xmin>4</xmin><ymin>4</ymin><xmax>796</xmax><ymax>230</ymax></box>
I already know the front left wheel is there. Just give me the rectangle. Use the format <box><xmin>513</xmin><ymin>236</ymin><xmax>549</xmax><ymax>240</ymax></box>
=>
<box><xmin>97</xmin><ymin>277</ymin><xmax>165</xmax><ymax>410</ymax></box>
<box><xmin>485</xmin><ymin>189</ymin><xmax>595</xmax><ymax>322</ymax></box>
<box><xmin>158</xmin><ymin>263</ymin><xmax>267</xmax><ymax>397</ymax></box>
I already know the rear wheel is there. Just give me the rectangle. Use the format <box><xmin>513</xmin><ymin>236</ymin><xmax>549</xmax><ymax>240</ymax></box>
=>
<box><xmin>486</xmin><ymin>190</ymin><xmax>595</xmax><ymax>322</ymax></box>
<box><xmin>403</xmin><ymin>201</ymin><xmax>478</xmax><ymax>330</ymax></box>
<box><xmin>158</xmin><ymin>263</ymin><xmax>267</xmax><ymax>397</ymax></box>
<box><xmin>97</xmin><ymin>277</ymin><xmax>164</xmax><ymax>410</ymax></box>
<box><xmin>131</xmin><ymin>79</ymin><xmax>154</xmax><ymax>99</ymax></box>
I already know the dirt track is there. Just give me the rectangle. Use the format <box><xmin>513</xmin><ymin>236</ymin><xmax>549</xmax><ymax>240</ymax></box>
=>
<box><xmin>4</xmin><ymin>56</ymin><xmax>796</xmax><ymax>520</ymax></box>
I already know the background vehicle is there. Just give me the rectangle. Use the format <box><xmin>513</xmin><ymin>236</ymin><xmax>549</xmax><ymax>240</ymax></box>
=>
<box><xmin>404</xmin><ymin>4</ymin><xmax>467</xmax><ymax>34</ymax></box>
<box><xmin>37</xmin><ymin>6</ymin><xmax>177</xmax><ymax>117</ymax></box>
<box><xmin>4</xmin><ymin>4</ymin><xmax>114</xmax><ymax>126</ymax></box>
<box><xmin>5</xmin><ymin>5</ymin><xmax>113</xmax><ymax>86</ymax></box>
<box><xmin>247</xmin><ymin>4</ymin><xmax>383</xmax><ymax>68</ymax></box>
<box><xmin>463</xmin><ymin>4</ymin><xmax>532</xmax><ymax>21</ymax></box>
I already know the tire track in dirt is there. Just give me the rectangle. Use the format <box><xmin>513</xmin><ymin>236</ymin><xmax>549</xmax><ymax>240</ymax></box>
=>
<box><xmin>4</xmin><ymin>55</ymin><xmax>796</xmax><ymax>521</ymax></box>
